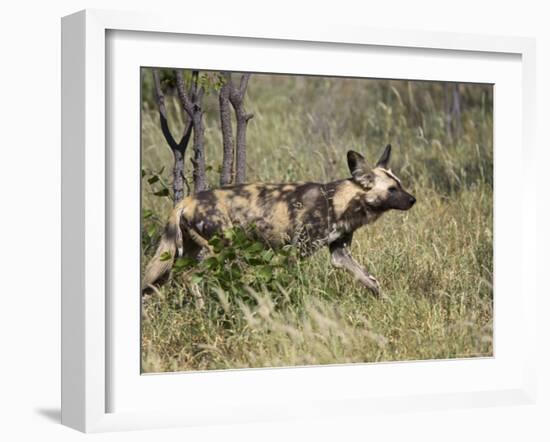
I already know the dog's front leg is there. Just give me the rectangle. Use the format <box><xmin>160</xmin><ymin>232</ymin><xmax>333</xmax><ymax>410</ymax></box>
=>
<box><xmin>329</xmin><ymin>234</ymin><xmax>380</xmax><ymax>296</ymax></box>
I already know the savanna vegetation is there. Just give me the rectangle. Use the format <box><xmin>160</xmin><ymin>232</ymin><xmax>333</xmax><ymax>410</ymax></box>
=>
<box><xmin>140</xmin><ymin>69</ymin><xmax>493</xmax><ymax>372</ymax></box>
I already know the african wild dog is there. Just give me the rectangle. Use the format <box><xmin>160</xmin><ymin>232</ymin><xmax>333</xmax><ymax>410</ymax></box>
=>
<box><xmin>142</xmin><ymin>145</ymin><xmax>415</xmax><ymax>295</ymax></box>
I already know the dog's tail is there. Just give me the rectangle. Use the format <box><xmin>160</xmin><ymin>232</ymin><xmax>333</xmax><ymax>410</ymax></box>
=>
<box><xmin>142</xmin><ymin>208</ymin><xmax>182</xmax><ymax>293</ymax></box>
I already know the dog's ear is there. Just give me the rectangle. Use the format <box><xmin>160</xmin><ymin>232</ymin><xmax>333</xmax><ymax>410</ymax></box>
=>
<box><xmin>347</xmin><ymin>150</ymin><xmax>373</xmax><ymax>188</ymax></box>
<box><xmin>375</xmin><ymin>144</ymin><xmax>392</xmax><ymax>169</ymax></box>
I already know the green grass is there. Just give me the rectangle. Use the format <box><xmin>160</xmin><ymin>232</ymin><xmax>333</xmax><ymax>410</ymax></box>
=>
<box><xmin>140</xmin><ymin>72</ymin><xmax>493</xmax><ymax>372</ymax></box>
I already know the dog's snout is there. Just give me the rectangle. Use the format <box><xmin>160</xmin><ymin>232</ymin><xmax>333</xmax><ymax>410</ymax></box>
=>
<box><xmin>409</xmin><ymin>196</ymin><xmax>416</xmax><ymax>206</ymax></box>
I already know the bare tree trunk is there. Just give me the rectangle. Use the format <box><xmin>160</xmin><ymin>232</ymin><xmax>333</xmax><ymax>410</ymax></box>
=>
<box><xmin>152</xmin><ymin>68</ymin><xmax>192</xmax><ymax>204</ymax></box>
<box><xmin>219</xmin><ymin>73</ymin><xmax>234</xmax><ymax>186</ymax></box>
<box><xmin>229</xmin><ymin>74</ymin><xmax>253</xmax><ymax>184</ymax></box>
<box><xmin>191</xmin><ymin>107</ymin><xmax>206</xmax><ymax>193</ymax></box>
<box><xmin>176</xmin><ymin>70</ymin><xmax>207</xmax><ymax>193</ymax></box>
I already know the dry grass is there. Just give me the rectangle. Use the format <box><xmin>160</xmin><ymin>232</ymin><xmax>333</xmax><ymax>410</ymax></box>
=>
<box><xmin>140</xmin><ymin>72</ymin><xmax>493</xmax><ymax>372</ymax></box>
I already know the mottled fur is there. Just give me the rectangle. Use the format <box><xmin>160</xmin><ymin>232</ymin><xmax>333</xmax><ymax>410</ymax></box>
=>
<box><xmin>143</xmin><ymin>145</ymin><xmax>415</xmax><ymax>295</ymax></box>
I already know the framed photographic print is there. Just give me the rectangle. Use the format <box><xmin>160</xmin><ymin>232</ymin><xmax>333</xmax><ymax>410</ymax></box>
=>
<box><xmin>139</xmin><ymin>69</ymin><xmax>492</xmax><ymax>373</ymax></box>
<box><xmin>61</xmin><ymin>9</ymin><xmax>537</xmax><ymax>432</ymax></box>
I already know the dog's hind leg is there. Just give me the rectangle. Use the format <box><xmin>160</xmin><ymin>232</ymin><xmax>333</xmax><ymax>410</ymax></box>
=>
<box><xmin>329</xmin><ymin>233</ymin><xmax>380</xmax><ymax>296</ymax></box>
<box><xmin>179</xmin><ymin>216</ymin><xmax>217</xmax><ymax>262</ymax></box>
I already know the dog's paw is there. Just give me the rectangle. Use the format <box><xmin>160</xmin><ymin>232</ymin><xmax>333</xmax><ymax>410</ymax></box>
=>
<box><xmin>360</xmin><ymin>273</ymin><xmax>380</xmax><ymax>296</ymax></box>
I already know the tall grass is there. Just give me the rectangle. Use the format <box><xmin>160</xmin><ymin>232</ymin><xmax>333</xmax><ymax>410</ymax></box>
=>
<box><xmin>141</xmin><ymin>72</ymin><xmax>493</xmax><ymax>372</ymax></box>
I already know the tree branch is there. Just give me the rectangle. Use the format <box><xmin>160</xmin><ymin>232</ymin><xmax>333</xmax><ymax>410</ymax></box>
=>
<box><xmin>152</xmin><ymin>68</ymin><xmax>193</xmax><ymax>204</ymax></box>
<box><xmin>152</xmin><ymin>68</ymin><xmax>179</xmax><ymax>152</ymax></box>
<box><xmin>229</xmin><ymin>73</ymin><xmax>253</xmax><ymax>184</ymax></box>
<box><xmin>219</xmin><ymin>73</ymin><xmax>235</xmax><ymax>186</ymax></box>
<box><xmin>239</xmin><ymin>73</ymin><xmax>250</xmax><ymax>95</ymax></box>
<box><xmin>176</xmin><ymin>69</ymin><xmax>207</xmax><ymax>193</ymax></box>
<box><xmin>175</xmin><ymin>70</ymin><xmax>193</xmax><ymax>116</ymax></box>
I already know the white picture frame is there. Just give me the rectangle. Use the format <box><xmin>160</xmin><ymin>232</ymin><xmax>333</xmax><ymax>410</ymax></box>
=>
<box><xmin>61</xmin><ymin>9</ymin><xmax>537</xmax><ymax>433</ymax></box>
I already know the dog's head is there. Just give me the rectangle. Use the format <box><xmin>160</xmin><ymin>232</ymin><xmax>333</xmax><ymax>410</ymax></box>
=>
<box><xmin>347</xmin><ymin>145</ymin><xmax>416</xmax><ymax>211</ymax></box>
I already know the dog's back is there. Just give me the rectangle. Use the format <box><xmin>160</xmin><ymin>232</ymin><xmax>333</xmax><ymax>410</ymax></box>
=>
<box><xmin>179</xmin><ymin>182</ymin><xmax>330</xmax><ymax>247</ymax></box>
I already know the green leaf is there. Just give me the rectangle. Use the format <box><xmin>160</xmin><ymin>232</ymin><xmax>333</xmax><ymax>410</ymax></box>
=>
<box><xmin>159</xmin><ymin>251</ymin><xmax>172</xmax><ymax>261</ymax></box>
<box><xmin>209</xmin><ymin>236</ymin><xmax>222</xmax><ymax>247</ymax></box>
<box><xmin>229</xmin><ymin>267</ymin><xmax>242</xmax><ymax>280</ymax></box>
<box><xmin>247</xmin><ymin>242</ymin><xmax>264</xmax><ymax>254</ymax></box>
<box><xmin>142</xmin><ymin>209</ymin><xmax>153</xmax><ymax>219</ymax></box>
<box><xmin>190</xmin><ymin>274</ymin><xmax>203</xmax><ymax>285</ymax></box>
<box><xmin>223</xmin><ymin>229</ymin><xmax>235</xmax><ymax>241</ymax></box>
<box><xmin>257</xmin><ymin>265</ymin><xmax>273</xmax><ymax>281</ymax></box>
<box><xmin>220</xmin><ymin>249</ymin><xmax>236</xmax><ymax>261</ymax></box>
<box><xmin>173</xmin><ymin>256</ymin><xmax>194</xmax><ymax>269</ymax></box>
<box><xmin>153</xmin><ymin>188</ymin><xmax>170</xmax><ymax>197</ymax></box>
<box><xmin>261</xmin><ymin>250</ymin><xmax>274</xmax><ymax>263</ymax></box>
<box><xmin>147</xmin><ymin>175</ymin><xmax>159</xmax><ymax>184</ymax></box>
<box><xmin>233</xmin><ymin>229</ymin><xmax>248</xmax><ymax>245</ymax></box>
<box><xmin>147</xmin><ymin>225</ymin><xmax>157</xmax><ymax>237</ymax></box>
<box><xmin>247</xmin><ymin>258</ymin><xmax>263</xmax><ymax>266</ymax></box>
<box><xmin>204</xmin><ymin>257</ymin><xmax>219</xmax><ymax>270</ymax></box>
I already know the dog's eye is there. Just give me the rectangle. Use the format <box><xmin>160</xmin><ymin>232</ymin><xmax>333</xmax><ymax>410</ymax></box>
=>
<box><xmin>388</xmin><ymin>186</ymin><xmax>397</xmax><ymax>193</ymax></box>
